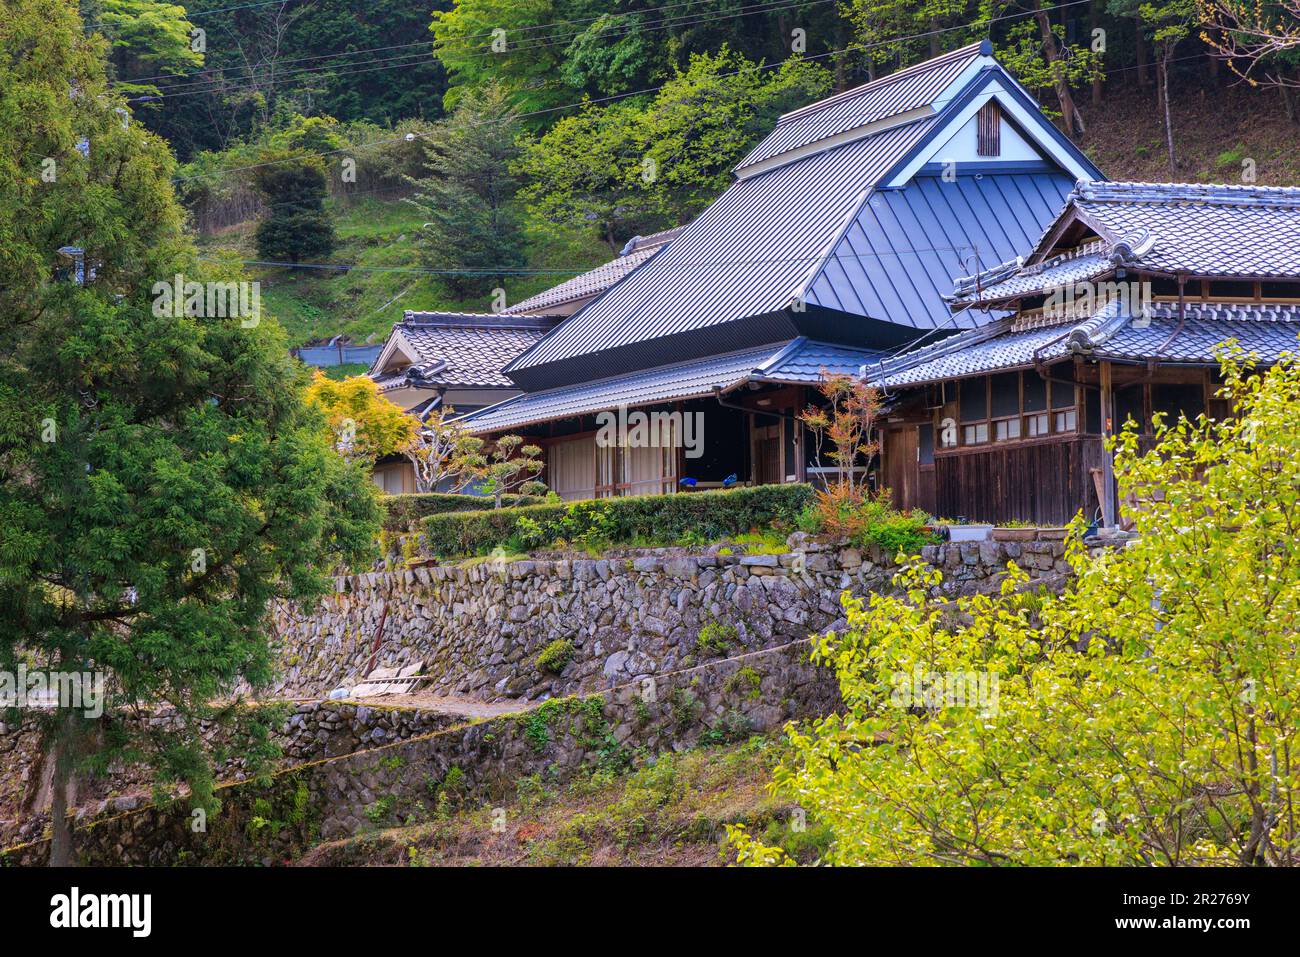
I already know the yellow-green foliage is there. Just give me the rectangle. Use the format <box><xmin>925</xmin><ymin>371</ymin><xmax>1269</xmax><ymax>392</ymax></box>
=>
<box><xmin>733</xmin><ymin>349</ymin><xmax>1300</xmax><ymax>866</ymax></box>
<box><xmin>536</xmin><ymin>638</ymin><xmax>575</xmax><ymax>675</ymax></box>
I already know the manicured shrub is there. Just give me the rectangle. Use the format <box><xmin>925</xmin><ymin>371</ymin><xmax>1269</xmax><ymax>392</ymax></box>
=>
<box><xmin>381</xmin><ymin>491</ymin><xmax>546</xmax><ymax>531</ymax></box>
<box><xmin>421</xmin><ymin>484</ymin><xmax>813</xmax><ymax>557</ymax></box>
<box><xmin>796</xmin><ymin>487</ymin><xmax>936</xmax><ymax>556</ymax></box>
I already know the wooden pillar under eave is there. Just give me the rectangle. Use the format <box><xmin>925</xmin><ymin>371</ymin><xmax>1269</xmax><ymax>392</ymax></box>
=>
<box><xmin>1099</xmin><ymin>360</ymin><xmax>1117</xmax><ymax>527</ymax></box>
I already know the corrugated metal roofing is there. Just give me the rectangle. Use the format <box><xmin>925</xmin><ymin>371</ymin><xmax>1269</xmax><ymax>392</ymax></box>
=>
<box><xmin>507</xmin><ymin>118</ymin><xmax>939</xmax><ymax>375</ymax></box>
<box><xmin>735</xmin><ymin>42</ymin><xmax>984</xmax><ymax>173</ymax></box>
<box><xmin>502</xmin><ymin>227</ymin><xmax>682</xmax><ymax>315</ymax></box>
<box><xmin>461</xmin><ymin>344</ymin><xmax>782</xmax><ymax>433</ymax></box>
<box><xmin>881</xmin><ymin>301</ymin><xmax>1300</xmax><ymax>387</ymax></box>
<box><xmin>804</xmin><ymin>172</ymin><xmax>1076</xmax><ymax>329</ymax></box>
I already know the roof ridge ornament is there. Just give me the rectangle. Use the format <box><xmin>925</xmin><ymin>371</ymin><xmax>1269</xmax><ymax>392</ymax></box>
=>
<box><xmin>1067</xmin><ymin>299</ymin><xmax>1129</xmax><ymax>353</ymax></box>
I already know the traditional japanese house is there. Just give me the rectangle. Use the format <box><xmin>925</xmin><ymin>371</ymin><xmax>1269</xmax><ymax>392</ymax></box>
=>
<box><xmin>366</xmin><ymin>313</ymin><xmax>561</xmax><ymax>492</ymax></box>
<box><xmin>364</xmin><ymin>231</ymin><xmax>683</xmax><ymax>492</ymax></box>
<box><xmin>460</xmin><ymin>41</ymin><xmax>1103</xmax><ymax>499</ymax></box>
<box><xmin>874</xmin><ymin>181</ymin><xmax>1300</xmax><ymax>526</ymax></box>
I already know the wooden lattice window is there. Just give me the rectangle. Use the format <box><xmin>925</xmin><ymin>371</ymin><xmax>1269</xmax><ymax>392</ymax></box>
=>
<box><xmin>977</xmin><ymin>101</ymin><xmax>1000</xmax><ymax>157</ymax></box>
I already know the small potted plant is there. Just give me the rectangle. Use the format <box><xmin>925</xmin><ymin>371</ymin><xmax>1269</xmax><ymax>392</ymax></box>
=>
<box><xmin>991</xmin><ymin>521</ymin><xmax>1037</xmax><ymax>542</ymax></box>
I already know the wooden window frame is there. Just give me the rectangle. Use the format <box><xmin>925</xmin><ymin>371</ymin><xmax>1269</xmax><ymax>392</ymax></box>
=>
<box><xmin>954</xmin><ymin>372</ymin><xmax>1080</xmax><ymax>451</ymax></box>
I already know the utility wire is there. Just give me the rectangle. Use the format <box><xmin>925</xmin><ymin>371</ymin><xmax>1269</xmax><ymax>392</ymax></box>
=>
<box><xmin>121</xmin><ymin>0</ymin><xmax>825</xmax><ymax>88</ymax></box>
<box><xmin>145</xmin><ymin>0</ymin><xmax>837</xmax><ymax>98</ymax></box>
<box><xmin>172</xmin><ymin>0</ymin><xmax>1096</xmax><ymax>184</ymax></box>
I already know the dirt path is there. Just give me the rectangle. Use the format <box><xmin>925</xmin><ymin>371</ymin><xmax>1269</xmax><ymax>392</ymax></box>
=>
<box><xmin>340</xmin><ymin>690</ymin><xmax>528</xmax><ymax>718</ymax></box>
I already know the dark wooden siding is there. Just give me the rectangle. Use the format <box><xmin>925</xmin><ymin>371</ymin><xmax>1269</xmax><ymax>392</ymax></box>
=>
<box><xmin>934</xmin><ymin>437</ymin><xmax>1105</xmax><ymax>525</ymax></box>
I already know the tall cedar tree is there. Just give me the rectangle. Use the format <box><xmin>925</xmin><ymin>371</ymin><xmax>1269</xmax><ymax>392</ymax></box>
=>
<box><xmin>0</xmin><ymin>0</ymin><xmax>379</xmax><ymax>864</ymax></box>
<box><xmin>406</xmin><ymin>82</ymin><xmax>527</xmax><ymax>301</ymax></box>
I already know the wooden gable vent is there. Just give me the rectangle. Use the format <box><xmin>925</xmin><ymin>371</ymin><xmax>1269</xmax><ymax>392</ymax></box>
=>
<box><xmin>976</xmin><ymin>101</ymin><xmax>1001</xmax><ymax>157</ymax></box>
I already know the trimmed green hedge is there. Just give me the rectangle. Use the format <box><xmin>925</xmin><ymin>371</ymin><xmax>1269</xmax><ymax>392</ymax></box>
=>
<box><xmin>381</xmin><ymin>492</ymin><xmax>547</xmax><ymax>531</ymax></box>
<box><xmin>422</xmin><ymin>484</ymin><xmax>814</xmax><ymax>558</ymax></box>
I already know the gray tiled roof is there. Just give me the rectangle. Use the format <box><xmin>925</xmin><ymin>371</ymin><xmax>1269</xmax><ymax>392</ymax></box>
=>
<box><xmin>460</xmin><ymin>338</ymin><xmax>885</xmax><ymax>433</ymax></box>
<box><xmin>953</xmin><ymin>181</ymin><xmax>1300</xmax><ymax>306</ymax></box>
<box><xmin>881</xmin><ymin>301</ymin><xmax>1300</xmax><ymax>387</ymax></box>
<box><xmin>502</xmin><ymin>228</ymin><xmax>682</xmax><ymax>315</ymax></box>
<box><xmin>372</xmin><ymin>314</ymin><xmax>558</xmax><ymax>390</ymax></box>
<box><xmin>736</xmin><ymin>42</ymin><xmax>985</xmax><ymax>173</ymax></box>
<box><xmin>755</xmin><ymin>338</ymin><xmax>887</xmax><ymax>383</ymax></box>
<box><xmin>949</xmin><ymin>240</ymin><xmax>1117</xmax><ymax>305</ymax></box>
<box><xmin>1072</xmin><ymin>181</ymin><xmax>1300</xmax><ymax>277</ymax></box>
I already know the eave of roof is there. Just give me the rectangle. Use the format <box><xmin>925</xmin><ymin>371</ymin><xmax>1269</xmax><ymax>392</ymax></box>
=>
<box><xmin>461</xmin><ymin>338</ymin><xmax>884</xmax><ymax>433</ymax></box>
<box><xmin>880</xmin><ymin>301</ymin><xmax>1300</xmax><ymax>387</ymax></box>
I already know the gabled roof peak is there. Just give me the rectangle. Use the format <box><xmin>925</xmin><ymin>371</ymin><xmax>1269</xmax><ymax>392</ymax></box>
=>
<box><xmin>776</xmin><ymin>40</ymin><xmax>990</xmax><ymax>126</ymax></box>
<box><xmin>734</xmin><ymin>41</ymin><xmax>992</xmax><ymax>176</ymax></box>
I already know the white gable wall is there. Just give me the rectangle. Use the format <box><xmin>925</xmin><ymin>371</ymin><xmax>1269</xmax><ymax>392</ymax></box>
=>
<box><xmin>882</xmin><ymin>77</ymin><xmax>1097</xmax><ymax>186</ymax></box>
<box><xmin>928</xmin><ymin>108</ymin><xmax>1045</xmax><ymax>165</ymax></box>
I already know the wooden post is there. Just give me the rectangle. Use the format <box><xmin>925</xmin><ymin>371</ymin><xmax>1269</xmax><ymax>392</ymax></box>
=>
<box><xmin>1099</xmin><ymin>360</ymin><xmax>1117</xmax><ymax>527</ymax></box>
<box><xmin>794</xmin><ymin>386</ymin><xmax>807</xmax><ymax>483</ymax></box>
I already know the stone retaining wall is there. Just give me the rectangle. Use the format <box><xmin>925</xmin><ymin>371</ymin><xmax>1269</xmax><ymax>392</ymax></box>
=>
<box><xmin>2</xmin><ymin>640</ymin><xmax>838</xmax><ymax>865</ymax></box>
<box><xmin>272</xmin><ymin>536</ymin><xmax>1073</xmax><ymax>703</ymax></box>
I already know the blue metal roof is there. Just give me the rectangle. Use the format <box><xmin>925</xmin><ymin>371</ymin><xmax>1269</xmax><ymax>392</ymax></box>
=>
<box><xmin>506</xmin><ymin>117</ymin><xmax>939</xmax><ymax>377</ymax></box>
<box><xmin>803</xmin><ymin>172</ymin><xmax>1075</xmax><ymax>329</ymax></box>
<box><xmin>735</xmin><ymin>42</ymin><xmax>985</xmax><ymax>174</ymax></box>
<box><xmin>880</xmin><ymin>301</ymin><xmax>1300</xmax><ymax>387</ymax></box>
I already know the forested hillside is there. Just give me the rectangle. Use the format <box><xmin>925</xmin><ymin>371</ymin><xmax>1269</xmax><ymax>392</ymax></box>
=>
<box><xmin>97</xmin><ymin>0</ymin><xmax>1300</xmax><ymax>347</ymax></box>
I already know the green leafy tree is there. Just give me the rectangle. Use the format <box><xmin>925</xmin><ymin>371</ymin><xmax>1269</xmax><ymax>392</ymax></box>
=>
<box><xmin>0</xmin><ymin>0</ymin><xmax>379</xmax><ymax>864</ymax></box>
<box><xmin>990</xmin><ymin>5</ymin><xmax>1104</xmax><ymax>134</ymax></box>
<box><xmin>518</xmin><ymin>49</ymin><xmax>830</xmax><ymax>250</ymax></box>
<box><xmin>732</xmin><ymin>347</ymin><xmax>1300</xmax><ymax>865</ymax></box>
<box><xmin>406</xmin><ymin>82</ymin><xmax>527</xmax><ymax>298</ymax></box>
<box><xmin>431</xmin><ymin>0</ymin><xmax>568</xmax><ymax>116</ymax></box>
<box><xmin>251</xmin><ymin>150</ymin><xmax>337</xmax><ymax>264</ymax></box>
<box><xmin>96</xmin><ymin>0</ymin><xmax>204</xmax><ymax>95</ymax></box>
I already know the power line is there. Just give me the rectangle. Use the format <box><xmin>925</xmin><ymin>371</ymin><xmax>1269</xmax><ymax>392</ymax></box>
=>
<box><xmin>201</xmin><ymin>240</ymin><xmax>1013</xmax><ymax>277</ymax></box>
<box><xmin>120</xmin><ymin>0</ymin><xmax>807</xmax><ymax>88</ymax></box>
<box><xmin>172</xmin><ymin>0</ymin><xmax>1096</xmax><ymax>184</ymax></box>
<box><xmin>146</xmin><ymin>0</ymin><xmax>835</xmax><ymax>98</ymax></box>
